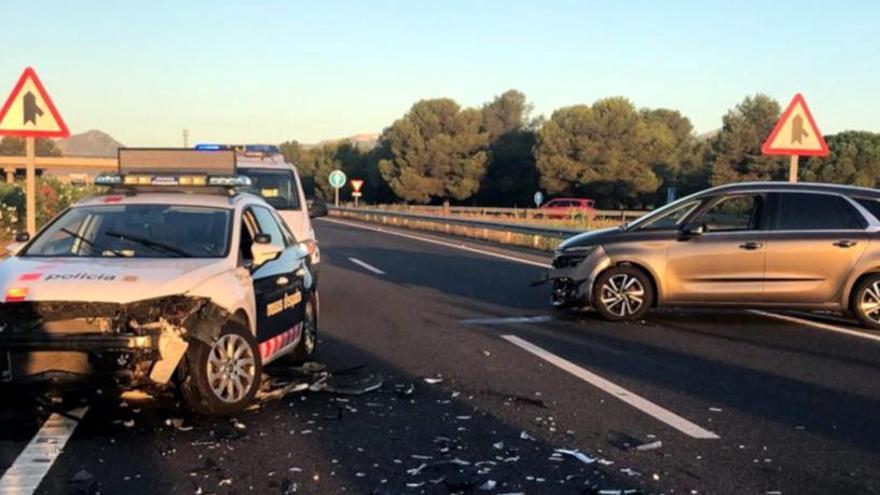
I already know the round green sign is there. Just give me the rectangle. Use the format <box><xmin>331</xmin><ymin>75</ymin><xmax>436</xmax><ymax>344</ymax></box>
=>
<box><xmin>329</xmin><ymin>170</ymin><xmax>347</xmax><ymax>189</ymax></box>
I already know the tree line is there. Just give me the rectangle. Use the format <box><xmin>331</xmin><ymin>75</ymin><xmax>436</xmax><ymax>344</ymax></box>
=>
<box><xmin>280</xmin><ymin>91</ymin><xmax>880</xmax><ymax>209</ymax></box>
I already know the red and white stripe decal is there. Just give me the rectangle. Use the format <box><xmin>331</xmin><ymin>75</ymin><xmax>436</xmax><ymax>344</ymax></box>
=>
<box><xmin>259</xmin><ymin>323</ymin><xmax>303</xmax><ymax>361</ymax></box>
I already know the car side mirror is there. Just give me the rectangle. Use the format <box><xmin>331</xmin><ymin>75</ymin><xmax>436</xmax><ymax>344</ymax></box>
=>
<box><xmin>251</xmin><ymin>235</ymin><xmax>284</xmax><ymax>268</ymax></box>
<box><xmin>680</xmin><ymin>222</ymin><xmax>705</xmax><ymax>237</ymax></box>
<box><xmin>308</xmin><ymin>199</ymin><xmax>329</xmax><ymax>219</ymax></box>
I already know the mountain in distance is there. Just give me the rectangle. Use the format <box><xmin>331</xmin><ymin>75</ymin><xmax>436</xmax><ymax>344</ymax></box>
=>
<box><xmin>55</xmin><ymin>130</ymin><xmax>124</xmax><ymax>157</ymax></box>
<box><xmin>308</xmin><ymin>133</ymin><xmax>380</xmax><ymax>151</ymax></box>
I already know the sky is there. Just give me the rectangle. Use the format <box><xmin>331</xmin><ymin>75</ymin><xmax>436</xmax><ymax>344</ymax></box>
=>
<box><xmin>1</xmin><ymin>0</ymin><xmax>877</xmax><ymax>146</ymax></box>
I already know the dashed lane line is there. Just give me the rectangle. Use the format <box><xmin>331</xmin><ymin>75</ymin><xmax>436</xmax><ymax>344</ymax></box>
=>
<box><xmin>320</xmin><ymin>218</ymin><xmax>551</xmax><ymax>269</ymax></box>
<box><xmin>749</xmin><ymin>310</ymin><xmax>880</xmax><ymax>344</ymax></box>
<box><xmin>459</xmin><ymin>315</ymin><xmax>553</xmax><ymax>325</ymax></box>
<box><xmin>501</xmin><ymin>335</ymin><xmax>720</xmax><ymax>440</ymax></box>
<box><xmin>0</xmin><ymin>407</ymin><xmax>88</xmax><ymax>495</ymax></box>
<box><xmin>348</xmin><ymin>257</ymin><xmax>386</xmax><ymax>275</ymax></box>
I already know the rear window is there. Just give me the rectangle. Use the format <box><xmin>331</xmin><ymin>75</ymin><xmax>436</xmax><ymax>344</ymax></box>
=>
<box><xmin>239</xmin><ymin>168</ymin><xmax>301</xmax><ymax>210</ymax></box>
<box><xmin>774</xmin><ymin>193</ymin><xmax>865</xmax><ymax>230</ymax></box>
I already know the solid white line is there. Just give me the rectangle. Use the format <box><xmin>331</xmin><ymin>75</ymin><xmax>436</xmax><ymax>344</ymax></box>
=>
<box><xmin>348</xmin><ymin>257</ymin><xmax>386</xmax><ymax>275</ymax></box>
<box><xmin>321</xmin><ymin>218</ymin><xmax>551</xmax><ymax>269</ymax></box>
<box><xmin>0</xmin><ymin>407</ymin><xmax>88</xmax><ymax>495</ymax></box>
<box><xmin>748</xmin><ymin>310</ymin><xmax>880</xmax><ymax>344</ymax></box>
<box><xmin>501</xmin><ymin>335</ymin><xmax>720</xmax><ymax>440</ymax></box>
<box><xmin>459</xmin><ymin>315</ymin><xmax>553</xmax><ymax>325</ymax></box>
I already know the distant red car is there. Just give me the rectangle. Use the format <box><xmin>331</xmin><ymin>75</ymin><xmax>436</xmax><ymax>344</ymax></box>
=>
<box><xmin>539</xmin><ymin>197</ymin><xmax>596</xmax><ymax>219</ymax></box>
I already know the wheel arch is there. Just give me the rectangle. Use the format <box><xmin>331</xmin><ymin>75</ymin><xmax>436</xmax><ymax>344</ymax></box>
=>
<box><xmin>846</xmin><ymin>269</ymin><xmax>880</xmax><ymax>312</ymax></box>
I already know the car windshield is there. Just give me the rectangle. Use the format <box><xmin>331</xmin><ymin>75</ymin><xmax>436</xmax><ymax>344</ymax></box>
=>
<box><xmin>239</xmin><ymin>168</ymin><xmax>301</xmax><ymax>210</ymax></box>
<box><xmin>626</xmin><ymin>195</ymin><xmax>703</xmax><ymax>231</ymax></box>
<box><xmin>23</xmin><ymin>204</ymin><xmax>231</xmax><ymax>258</ymax></box>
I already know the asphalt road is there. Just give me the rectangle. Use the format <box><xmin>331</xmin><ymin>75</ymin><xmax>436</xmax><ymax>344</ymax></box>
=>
<box><xmin>3</xmin><ymin>217</ymin><xmax>880</xmax><ymax>494</ymax></box>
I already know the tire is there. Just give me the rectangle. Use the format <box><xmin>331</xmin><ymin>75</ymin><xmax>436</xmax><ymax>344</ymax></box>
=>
<box><xmin>288</xmin><ymin>292</ymin><xmax>318</xmax><ymax>364</ymax></box>
<box><xmin>592</xmin><ymin>266</ymin><xmax>654</xmax><ymax>322</ymax></box>
<box><xmin>178</xmin><ymin>322</ymin><xmax>262</xmax><ymax>416</ymax></box>
<box><xmin>851</xmin><ymin>274</ymin><xmax>880</xmax><ymax>330</ymax></box>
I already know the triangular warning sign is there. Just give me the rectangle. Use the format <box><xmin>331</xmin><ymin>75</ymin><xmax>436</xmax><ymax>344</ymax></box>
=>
<box><xmin>0</xmin><ymin>67</ymin><xmax>70</xmax><ymax>138</ymax></box>
<box><xmin>762</xmin><ymin>93</ymin><xmax>828</xmax><ymax>157</ymax></box>
<box><xmin>350</xmin><ymin>179</ymin><xmax>364</xmax><ymax>192</ymax></box>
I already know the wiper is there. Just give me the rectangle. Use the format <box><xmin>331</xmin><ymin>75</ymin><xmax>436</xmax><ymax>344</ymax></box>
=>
<box><xmin>59</xmin><ymin>228</ymin><xmax>122</xmax><ymax>257</ymax></box>
<box><xmin>104</xmin><ymin>230</ymin><xmax>193</xmax><ymax>258</ymax></box>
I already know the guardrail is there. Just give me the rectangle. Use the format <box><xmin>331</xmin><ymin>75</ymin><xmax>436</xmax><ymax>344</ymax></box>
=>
<box><xmin>367</xmin><ymin>204</ymin><xmax>645</xmax><ymax>222</ymax></box>
<box><xmin>329</xmin><ymin>206</ymin><xmax>612</xmax><ymax>251</ymax></box>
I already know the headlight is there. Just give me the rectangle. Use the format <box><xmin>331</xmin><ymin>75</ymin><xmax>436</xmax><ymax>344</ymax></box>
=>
<box><xmin>552</xmin><ymin>245</ymin><xmax>595</xmax><ymax>269</ymax></box>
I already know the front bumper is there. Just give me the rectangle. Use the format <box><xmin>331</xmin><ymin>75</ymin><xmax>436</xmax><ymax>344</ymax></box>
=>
<box><xmin>546</xmin><ymin>246</ymin><xmax>611</xmax><ymax>308</ymax></box>
<box><xmin>0</xmin><ymin>333</ymin><xmax>153</xmax><ymax>352</ymax></box>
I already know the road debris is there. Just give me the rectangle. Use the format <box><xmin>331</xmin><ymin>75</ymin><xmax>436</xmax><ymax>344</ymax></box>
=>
<box><xmin>424</xmin><ymin>377</ymin><xmax>444</xmax><ymax>385</ymax></box>
<box><xmin>554</xmin><ymin>448</ymin><xmax>596</xmax><ymax>465</ymax></box>
<box><xmin>634</xmin><ymin>440</ymin><xmax>662</xmax><ymax>452</ymax></box>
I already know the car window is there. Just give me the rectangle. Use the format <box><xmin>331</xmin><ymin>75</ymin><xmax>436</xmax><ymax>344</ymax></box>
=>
<box><xmin>854</xmin><ymin>197</ymin><xmax>880</xmax><ymax>222</ymax></box>
<box><xmin>634</xmin><ymin>199</ymin><xmax>701</xmax><ymax>231</ymax></box>
<box><xmin>774</xmin><ymin>193</ymin><xmax>865</xmax><ymax>231</ymax></box>
<box><xmin>239</xmin><ymin>168</ymin><xmax>301</xmax><ymax>211</ymax></box>
<box><xmin>694</xmin><ymin>195</ymin><xmax>763</xmax><ymax>232</ymax></box>
<box><xmin>269</xmin><ymin>208</ymin><xmax>297</xmax><ymax>244</ymax></box>
<box><xmin>251</xmin><ymin>206</ymin><xmax>289</xmax><ymax>246</ymax></box>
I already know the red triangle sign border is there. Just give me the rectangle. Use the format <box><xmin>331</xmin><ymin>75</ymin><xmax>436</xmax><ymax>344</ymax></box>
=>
<box><xmin>0</xmin><ymin>67</ymin><xmax>71</xmax><ymax>139</ymax></box>
<box><xmin>761</xmin><ymin>93</ymin><xmax>829</xmax><ymax>157</ymax></box>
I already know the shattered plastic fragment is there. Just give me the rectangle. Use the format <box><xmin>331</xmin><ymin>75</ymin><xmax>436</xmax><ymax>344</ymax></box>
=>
<box><xmin>554</xmin><ymin>449</ymin><xmax>596</xmax><ymax>465</ymax></box>
<box><xmin>424</xmin><ymin>377</ymin><xmax>444</xmax><ymax>385</ymax></box>
<box><xmin>519</xmin><ymin>431</ymin><xmax>535</xmax><ymax>441</ymax></box>
<box><xmin>635</xmin><ymin>440</ymin><xmax>662</xmax><ymax>452</ymax></box>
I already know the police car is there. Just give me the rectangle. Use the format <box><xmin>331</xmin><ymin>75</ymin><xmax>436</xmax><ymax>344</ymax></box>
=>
<box><xmin>196</xmin><ymin>144</ymin><xmax>326</xmax><ymax>278</ymax></box>
<box><xmin>0</xmin><ymin>148</ymin><xmax>318</xmax><ymax>415</ymax></box>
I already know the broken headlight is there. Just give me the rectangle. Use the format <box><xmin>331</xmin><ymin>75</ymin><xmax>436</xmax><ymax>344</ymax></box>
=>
<box><xmin>552</xmin><ymin>245</ymin><xmax>595</xmax><ymax>269</ymax></box>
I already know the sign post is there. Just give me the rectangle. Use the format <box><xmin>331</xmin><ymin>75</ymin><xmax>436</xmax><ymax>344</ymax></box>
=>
<box><xmin>328</xmin><ymin>170</ymin><xmax>347</xmax><ymax>207</ymax></box>
<box><xmin>761</xmin><ymin>93</ymin><xmax>829</xmax><ymax>182</ymax></box>
<box><xmin>0</xmin><ymin>67</ymin><xmax>70</xmax><ymax>235</ymax></box>
<box><xmin>350</xmin><ymin>179</ymin><xmax>364</xmax><ymax>207</ymax></box>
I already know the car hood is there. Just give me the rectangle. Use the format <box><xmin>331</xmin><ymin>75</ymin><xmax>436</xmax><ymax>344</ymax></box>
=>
<box><xmin>556</xmin><ymin>227</ymin><xmax>623</xmax><ymax>251</ymax></box>
<box><xmin>0</xmin><ymin>257</ymin><xmax>229</xmax><ymax>304</ymax></box>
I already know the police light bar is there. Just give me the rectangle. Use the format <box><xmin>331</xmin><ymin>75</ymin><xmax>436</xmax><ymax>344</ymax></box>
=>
<box><xmin>95</xmin><ymin>174</ymin><xmax>252</xmax><ymax>188</ymax></box>
<box><xmin>195</xmin><ymin>144</ymin><xmax>281</xmax><ymax>156</ymax></box>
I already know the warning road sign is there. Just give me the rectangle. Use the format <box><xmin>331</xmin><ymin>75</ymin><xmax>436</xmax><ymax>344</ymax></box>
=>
<box><xmin>0</xmin><ymin>67</ymin><xmax>70</xmax><ymax>138</ymax></box>
<box><xmin>762</xmin><ymin>93</ymin><xmax>828</xmax><ymax>157</ymax></box>
<box><xmin>350</xmin><ymin>179</ymin><xmax>364</xmax><ymax>193</ymax></box>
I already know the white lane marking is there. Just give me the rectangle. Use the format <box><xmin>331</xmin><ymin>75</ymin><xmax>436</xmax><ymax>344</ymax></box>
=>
<box><xmin>0</xmin><ymin>407</ymin><xmax>88</xmax><ymax>495</ymax></box>
<box><xmin>749</xmin><ymin>310</ymin><xmax>880</xmax><ymax>344</ymax></box>
<box><xmin>348</xmin><ymin>257</ymin><xmax>386</xmax><ymax>275</ymax></box>
<box><xmin>459</xmin><ymin>315</ymin><xmax>553</xmax><ymax>325</ymax></box>
<box><xmin>321</xmin><ymin>218</ymin><xmax>551</xmax><ymax>269</ymax></box>
<box><xmin>501</xmin><ymin>335</ymin><xmax>720</xmax><ymax>440</ymax></box>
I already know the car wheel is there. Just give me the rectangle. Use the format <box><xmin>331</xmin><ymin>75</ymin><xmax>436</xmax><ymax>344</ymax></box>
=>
<box><xmin>592</xmin><ymin>266</ymin><xmax>653</xmax><ymax>322</ymax></box>
<box><xmin>852</xmin><ymin>274</ymin><xmax>880</xmax><ymax>330</ymax></box>
<box><xmin>288</xmin><ymin>292</ymin><xmax>318</xmax><ymax>364</ymax></box>
<box><xmin>179</xmin><ymin>322</ymin><xmax>262</xmax><ymax>416</ymax></box>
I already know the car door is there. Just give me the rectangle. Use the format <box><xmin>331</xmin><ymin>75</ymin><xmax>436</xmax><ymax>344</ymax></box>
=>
<box><xmin>664</xmin><ymin>193</ymin><xmax>768</xmax><ymax>303</ymax></box>
<box><xmin>248</xmin><ymin>206</ymin><xmax>306</xmax><ymax>351</ymax></box>
<box><xmin>762</xmin><ymin>192</ymin><xmax>870</xmax><ymax>304</ymax></box>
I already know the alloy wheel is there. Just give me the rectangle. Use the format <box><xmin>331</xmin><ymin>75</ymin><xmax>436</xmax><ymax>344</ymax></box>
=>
<box><xmin>860</xmin><ymin>282</ymin><xmax>880</xmax><ymax>324</ymax></box>
<box><xmin>206</xmin><ymin>333</ymin><xmax>256</xmax><ymax>403</ymax></box>
<box><xmin>599</xmin><ymin>273</ymin><xmax>645</xmax><ymax>317</ymax></box>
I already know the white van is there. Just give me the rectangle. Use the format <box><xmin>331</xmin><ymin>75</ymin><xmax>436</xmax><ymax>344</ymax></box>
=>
<box><xmin>197</xmin><ymin>144</ymin><xmax>326</xmax><ymax>275</ymax></box>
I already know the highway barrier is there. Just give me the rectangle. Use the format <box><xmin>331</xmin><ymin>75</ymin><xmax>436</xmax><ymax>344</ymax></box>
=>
<box><xmin>329</xmin><ymin>206</ymin><xmax>646</xmax><ymax>251</ymax></box>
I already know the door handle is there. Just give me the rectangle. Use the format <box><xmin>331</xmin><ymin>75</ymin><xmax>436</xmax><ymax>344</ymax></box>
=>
<box><xmin>833</xmin><ymin>240</ymin><xmax>857</xmax><ymax>248</ymax></box>
<box><xmin>276</xmin><ymin>276</ymin><xmax>289</xmax><ymax>286</ymax></box>
<box><xmin>738</xmin><ymin>241</ymin><xmax>763</xmax><ymax>250</ymax></box>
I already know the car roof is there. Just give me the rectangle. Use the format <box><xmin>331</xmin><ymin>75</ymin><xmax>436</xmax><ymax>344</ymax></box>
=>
<box><xmin>74</xmin><ymin>191</ymin><xmax>267</xmax><ymax>210</ymax></box>
<box><xmin>235</xmin><ymin>153</ymin><xmax>296</xmax><ymax>170</ymax></box>
<box><xmin>698</xmin><ymin>181</ymin><xmax>880</xmax><ymax>199</ymax></box>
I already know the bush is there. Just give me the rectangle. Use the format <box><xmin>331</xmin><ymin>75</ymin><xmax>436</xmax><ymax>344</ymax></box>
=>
<box><xmin>0</xmin><ymin>179</ymin><xmax>102</xmax><ymax>241</ymax></box>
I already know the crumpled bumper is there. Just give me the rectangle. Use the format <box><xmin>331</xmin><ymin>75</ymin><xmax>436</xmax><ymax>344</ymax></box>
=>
<box><xmin>0</xmin><ymin>333</ymin><xmax>154</xmax><ymax>352</ymax></box>
<box><xmin>546</xmin><ymin>246</ymin><xmax>611</xmax><ymax>308</ymax></box>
